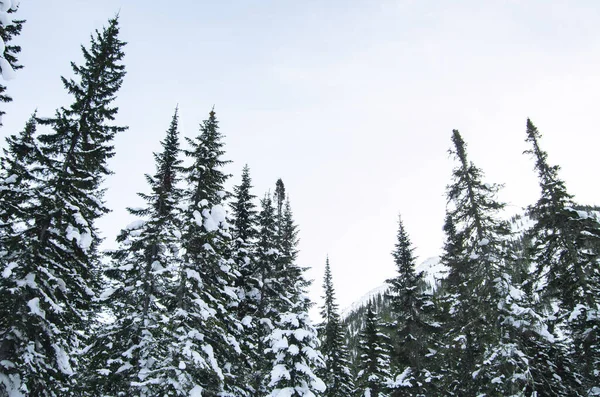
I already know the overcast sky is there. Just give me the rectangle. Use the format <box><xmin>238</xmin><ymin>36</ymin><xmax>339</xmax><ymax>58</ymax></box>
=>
<box><xmin>2</xmin><ymin>0</ymin><xmax>599</xmax><ymax>315</ymax></box>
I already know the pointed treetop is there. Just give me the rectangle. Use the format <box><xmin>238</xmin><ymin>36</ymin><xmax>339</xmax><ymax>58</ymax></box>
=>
<box><xmin>450</xmin><ymin>129</ymin><xmax>469</xmax><ymax>168</ymax></box>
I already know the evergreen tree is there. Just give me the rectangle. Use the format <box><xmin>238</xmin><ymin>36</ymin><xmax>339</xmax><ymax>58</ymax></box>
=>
<box><xmin>385</xmin><ymin>215</ymin><xmax>434</xmax><ymax>396</ymax></box>
<box><xmin>248</xmin><ymin>193</ymin><xmax>280</xmax><ymax>395</ymax></box>
<box><xmin>229</xmin><ymin>165</ymin><xmax>259</xmax><ymax>395</ymax></box>
<box><xmin>318</xmin><ymin>257</ymin><xmax>355</xmax><ymax>397</ymax></box>
<box><xmin>355</xmin><ymin>303</ymin><xmax>392</xmax><ymax>397</ymax></box>
<box><xmin>264</xmin><ymin>191</ymin><xmax>325</xmax><ymax>397</ymax></box>
<box><xmin>172</xmin><ymin>109</ymin><xmax>244</xmax><ymax>396</ymax></box>
<box><xmin>0</xmin><ymin>1</ymin><xmax>24</xmax><ymax>125</ymax></box>
<box><xmin>0</xmin><ymin>113</ymin><xmax>39</xmax><ymax>232</ymax></box>
<box><xmin>274</xmin><ymin>178</ymin><xmax>285</xmax><ymax>239</ymax></box>
<box><xmin>437</xmin><ymin>130</ymin><xmax>541</xmax><ymax>395</ymax></box>
<box><xmin>0</xmin><ymin>17</ymin><xmax>126</xmax><ymax>396</ymax></box>
<box><xmin>524</xmin><ymin>119</ymin><xmax>599</xmax><ymax>394</ymax></box>
<box><xmin>84</xmin><ymin>108</ymin><xmax>183</xmax><ymax>396</ymax></box>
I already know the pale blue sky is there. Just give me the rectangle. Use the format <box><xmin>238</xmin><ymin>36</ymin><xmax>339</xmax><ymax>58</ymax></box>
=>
<box><xmin>2</xmin><ymin>0</ymin><xmax>600</xmax><ymax>313</ymax></box>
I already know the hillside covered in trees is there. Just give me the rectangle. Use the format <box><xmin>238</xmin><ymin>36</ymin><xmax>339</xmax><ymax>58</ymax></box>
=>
<box><xmin>1</xmin><ymin>7</ymin><xmax>599</xmax><ymax>397</ymax></box>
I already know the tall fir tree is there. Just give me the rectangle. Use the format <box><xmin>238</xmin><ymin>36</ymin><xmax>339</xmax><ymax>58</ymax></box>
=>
<box><xmin>274</xmin><ymin>178</ymin><xmax>286</xmax><ymax>239</ymax></box>
<box><xmin>0</xmin><ymin>113</ymin><xmax>39</xmax><ymax>232</ymax></box>
<box><xmin>84</xmin><ymin>108</ymin><xmax>183</xmax><ymax>396</ymax></box>
<box><xmin>172</xmin><ymin>109</ymin><xmax>244</xmax><ymax>396</ymax></box>
<box><xmin>248</xmin><ymin>193</ymin><xmax>280</xmax><ymax>395</ymax></box>
<box><xmin>264</xmin><ymin>187</ymin><xmax>325</xmax><ymax>397</ymax></box>
<box><xmin>436</xmin><ymin>130</ymin><xmax>547</xmax><ymax>395</ymax></box>
<box><xmin>0</xmin><ymin>17</ymin><xmax>126</xmax><ymax>396</ymax></box>
<box><xmin>354</xmin><ymin>303</ymin><xmax>392</xmax><ymax>397</ymax></box>
<box><xmin>318</xmin><ymin>257</ymin><xmax>355</xmax><ymax>397</ymax></box>
<box><xmin>229</xmin><ymin>165</ymin><xmax>259</xmax><ymax>395</ymax></box>
<box><xmin>524</xmin><ymin>119</ymin><xmax>600</xmax><ymax>394</ymax></box>
<box><xmin>0</xmin><ymin>1</ymin><xmax>24</xmax><ymax>125</ymax></box>
<box><xmin>385</xmin><ymin>215</ymin><xmax>435</xmax><ymax>396</ymax></box>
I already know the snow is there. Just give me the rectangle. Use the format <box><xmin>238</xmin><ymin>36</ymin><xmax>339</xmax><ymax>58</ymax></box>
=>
<box><xmin>52</xmin><ymin>344</ymin><xmax>74</xmax><ymax>375</ymax></box>
<box><xmin>125</xmin><ymin>219</ymin><xmax>146</xmax><ymax>230</ymax></box>
<box><xmin>569</xmin><ymin>304</ymin><xmax>587</xmax><ymax>322</ymax></box>
<box><xmin>389</xmin><ymin>367</ymin><xmax>413</xmax><ymax>388</ymax></box>
<box><xmin>189</xmin><ymin>385</ymin><xmax>203</xmax><ymax>397</ymax></box>
<box><xmin>0</xmin><ymin>373</ymin><xmax>24</xmax><ymax>397</ymax></box>
<box><xmin>0</xmin><ymin>11</ymin><xmax>13</xmax><ymax>26</ymax></box>
<box><xmin>99</xmin><ymin>287</ymin><xmax>117</xmax><ymax>300</ymax></box>
<box><xmin>2</xmin><ymin>261</ymin><xmax>17</xmax><ymax>278</ymax></box>
<box><xmin>341</xmin><ymin>256</ymin><xmax>445</xmax><ymax>318</ymax></box>
<box><xmin>27</xmin><ymin>297</ymin><xmax>45</xmax><ymax>319</ymax></box>
<box><xmin>79</xmin><ymin>231</ymin><xmax>92</xmax><ymax>250</ymax></box>
<box><xmin>270</xmin><ymin>364</ymin><xmax>291</xmax><ymax>385</ymax></box>
<box><xmin>202</xmin><ymin>204</ymin><xmax>227</xmax><ymax>232</ymax></box>
<box><xmin>3</xmin><ymin>174</ymin><xmax>17</xmax><ymax>184</ymax></box>
<box><xmin>0</xmin><ymin>56</ymin><xmax>16</xmax><ymax>80</ymax></box>
<box><xmin>241</xmin><ymin>315</ymin><xmax>253</xmax><ymax>327</ymax></box>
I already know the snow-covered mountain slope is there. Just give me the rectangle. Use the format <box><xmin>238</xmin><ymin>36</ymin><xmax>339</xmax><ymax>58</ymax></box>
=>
<box><xmin>341</xmin><ymin>256</ymin><xmax>446</xmax><ymax>319</ymax></box>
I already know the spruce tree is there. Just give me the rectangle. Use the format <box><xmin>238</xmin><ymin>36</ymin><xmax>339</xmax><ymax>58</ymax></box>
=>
<box><xmin>524</xmin><ymin>119</ymin><xmax>599</xmax><ymax>394</ymax></box>
<box><xmin>0</xmin><ymin>1</ymin><xmax>24</xmax><ymax>124</ymax></box>
<box><xmin>229</xmin><ymin>165</ymin><xmax>259</xmax><ymax>395</ymax></box>
<box><xmin>172</xmin><ymin>109</ymin><xmax>244</xmax><ymax>396</ymax></box>
<box><xmin>436</xmin><ymin>130</ymin><xmax>542</xmax><ymax>395</ymax></box>
<box><xmin>385</xmin><ymin>215</ymin><xmax>434</xmax><ymax>395</ymax></box>
<box><xmin>0</xmin><ymin>17</ymin><xmax>126</xmax><ymax>396</ymax></box>
<box><xmin>0</xmin><ymin>113</ymin><xmax>39</xmax><ymax>232</ymax></box>
<box><xmin>318</xmin><ymin>257</ymin><xmax>355</xmax><ymax>397</ymax></box>
<box><xmin>355</xmin><ymin>303</ymin><xmax>392</xmax><ymax>397</ymax></box>
<box><xmin>84</xmin><ymin>108</ymin><xmax>183</xmax><ymax>396</ymax></box>
<box><xmin>248</xmin><ymin>193</ymin><xmax>280</xmax><ymax>395</ymax></box>
<box><xmin>264</xmin><ymin>190</ymin><xmax>325</xmax><ymax>397</ymax></box>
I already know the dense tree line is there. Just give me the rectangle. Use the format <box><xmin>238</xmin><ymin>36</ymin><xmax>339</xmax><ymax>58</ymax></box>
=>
<box><xmin>0</xmin><ymin>16</ymin><xmax>324</xmax><ymax>397</ymax></box>
<box><xmin>327</xmin><ymin>126</ymin><xmax>599</xmax><ymax>396</ymax></box>
<box><xmin>1</xmin><ymin>10</ymin><xmax>599</xmax><ymax>397</ymax></box>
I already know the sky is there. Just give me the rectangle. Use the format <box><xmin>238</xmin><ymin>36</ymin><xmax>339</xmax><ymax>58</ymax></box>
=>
<box><xmin>2</xmin><ymin>0</ymin><xmax>600</xmax><ymax>316</ymax></box>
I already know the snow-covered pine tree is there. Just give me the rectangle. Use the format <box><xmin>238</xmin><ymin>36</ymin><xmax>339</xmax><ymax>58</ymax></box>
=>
<box><xmin>436</xmin><ymin>130</ymin><xmax>540</xmax><ymax>395</ymax></box>
<box><xmin>172</xmin><ymin>109</ymin><xmax>244</xmax><ymax>396</ymax></box>
<box><xmin>0</xmin><ymin>113</ymin><xmax>39</xmax><ymax>232</ymax></box>
<box><xmin>385</xmin><ymin>215</ymin><xmax>435</xmax><ymax>396</ymax></box>
<box><xmin>318</xmin><ymin>257</ymin><xmax>354</xmax><ymax>397</ymax></box>
<box><xmin>0</xmin><ymin>17</ymin><xmax>126</xmax><ymax>396</ymax></box>
<box><xmin>83</xmin><ymin>108</ymin><xmax>183</xmax><ymax>396</ymax></box>
<box><xmin>229</xmin><ymin>164</ymin><xmax>259</xmax><ymax>395</ymax></box>
<box><xmin>524</xmin><ymin>119</ymin><xmax>600</xmax><ymax>394</ymax></box>
<box><xmin>0</xmin><ymin>0</ymin><xmax>24</xmax><ymax>125</ymax></box>
<box><xmin>246</xmin><ymin>193</ymin><xmax>281</xmax><ymax>395</ymax></box>
<box><xmin>264</xmin><ymin>186</ymin><xmax>325</xmax><ymax>397</ymax></box>
<box><xmin>354</xmin><ymin>302</ymin><xmax>392</xmax><ymax>397</ymax></box>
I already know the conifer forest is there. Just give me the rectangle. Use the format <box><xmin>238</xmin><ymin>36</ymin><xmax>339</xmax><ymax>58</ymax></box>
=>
<box><xmin>1</xmin><ymin>3</ymin><xmax>599</xmax><ymax>397</ymax></box>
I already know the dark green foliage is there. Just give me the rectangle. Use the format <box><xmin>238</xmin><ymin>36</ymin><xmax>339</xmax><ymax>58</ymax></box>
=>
<box><xmin>0</xmin><ymin>113</ymin><xmax>39</xmax><ymax>230</ymax></box>
<box><xmin>84</xmin><ymin>108</ymin><xmax>183</xmax><ymax>395</ymax></box>
<box><xmin>0</xmin><ymin>17</ymin><xmax>126</xmax><ymax>396</ymax></box>
<box><xmin>275</xmin><ymin>178</ymin><xmax>285</xmax><ymax>233</ymax></box>
<box><xmin>172</xmin><ymin>109</ymin><xmax>245</xmax><ymax>396</ymax></box>
<box><xmin>355</xmin><ymin>303</ymin><xmax>392</xmax><ymax>397</ymax></box>
<box><xmin>248</xmin><ymin>194</ymin><xmax>280</xmax><ymax>395</ymax></box>
<box><xmin>0</xmin><ymin>3</ymin><xmax>24</xmax><ymax>124</ymax></box>
<box><xmin>263</xmin><ymin>186</ymin><xmax>325</xmax><ymax>397</ymax></box>
<box><xmin>385</xmin><ymin>215</ymin><xmax>435</xmax><ymax>395</ymax></box>
<box><xmin>436</xmin><ymin>130</ymin><xmax>535</xmax><ymax>395</ymax></box>
<box><xmin>524</xmin><ymin>119</ymin><xmax>600</xmax><ymax>394</ymax></box>
<box><xmin>229</xmin><ymin>165</ymin><xmax>259</xmax><ymax>394</ymax></box>
<box><xmin>318</xmin><ymin>257</ymin><xmax>355</xmax><ymax>397</ymax></box>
